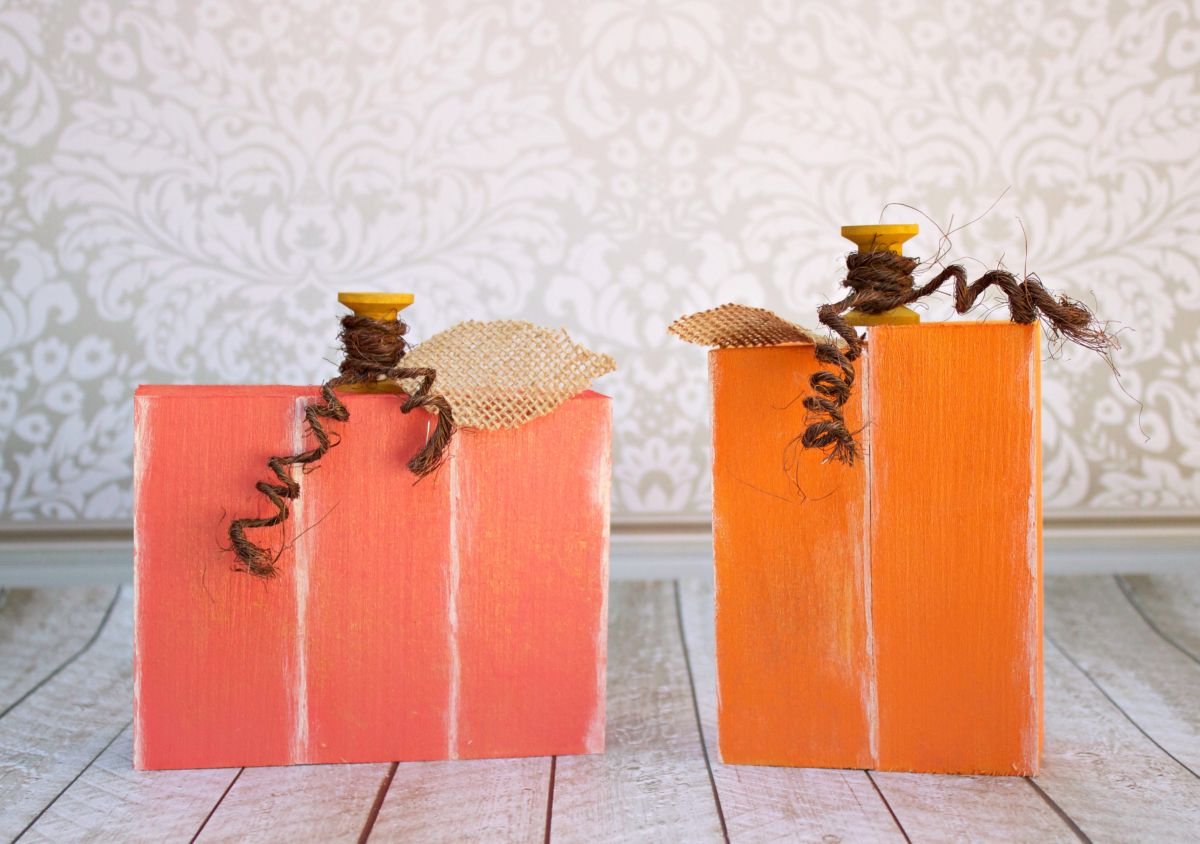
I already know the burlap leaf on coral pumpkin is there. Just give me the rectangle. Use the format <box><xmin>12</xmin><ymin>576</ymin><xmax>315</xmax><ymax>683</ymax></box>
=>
<box><xmin>398</xmin><ymin>320</ymin><xmax>616</xmax><ymax>430</ymax></box>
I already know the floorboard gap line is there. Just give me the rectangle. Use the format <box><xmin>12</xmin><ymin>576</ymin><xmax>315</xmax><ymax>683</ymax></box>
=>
<box><xmin>0</xmin><ymin>586</ymin><xmax>121</xmax><ymax>722</ymax></box>
<box><xmin>356</xmin><ymin>761</ymin><xmax>399</xmax><ymax>844</ymax></box>
<box><xmin>14</xmin><ymin>718</ymin><xmax>131</xmax><ymax>842</ymax></box>
<box><xmin>1025</xmin><ymin>776</ymin><xmax>1091</xmax><ymax>842</ymax></box>
<box><xmin>673</xmin><ymin>580</ymin><xmax>729</xmax><ymax>843</ymax></box>
<box><xmin>864</xmin><ymin>770</ymin><xmax>911</xmax><ymax>844</ymax></box>
<box><xmin>189</xmin><ymin>767</ymin><xmax>243</xmax><ymax>844</ymax></box>
<box><xmin>1046</xmin><ymin>634</ymin><xmax>1200</xmax><ymax>780</ymax></box>
<box><xmin>543</xmin><ymin>756</ymin><xmax>556</xmax><ymax>843</ymax></box>
<box><xmin>1113</xmin><ymin>576</ymin><xmax>1200</xmax><ymax>668</ymax></box>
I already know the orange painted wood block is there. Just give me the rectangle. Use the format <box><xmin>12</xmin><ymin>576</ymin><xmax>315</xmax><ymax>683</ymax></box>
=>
<box><xmin>133</xmin><ymin>386</ymin><xmax>609</xmax><ymax>770</ymax></box>
<box><xmin>711</xmin><ymin>323</ymin><xmax>1042</xmax><ymax>775</ymax></box>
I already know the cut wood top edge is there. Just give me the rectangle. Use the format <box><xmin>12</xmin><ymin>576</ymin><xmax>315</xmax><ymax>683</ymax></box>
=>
<box><xmin>134</xmin><ymin>386</ymin><xmax>611</xmax><ymax>402</ymax></box>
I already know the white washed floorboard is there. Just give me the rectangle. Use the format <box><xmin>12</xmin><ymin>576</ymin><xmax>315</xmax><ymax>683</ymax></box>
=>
<box><xmin>1033</xmin><ymin>639</ymin><xmax>1200</xmax><ymax>840</ymax></box>
<box><xmin>1117</xmin><ymin>573</ymin><xmax>1200</xmax><ymax>663</ymax></box>
<box><xmin>4</xmin><ymin>576</ymin><xmax>1200</xmax><ymax>840</ymax></box>
<box><xmin>197</xmin><ymin>762</ymin><xmax>392</xmax><ymax>843</ymax></box>
<box><xmin>20</xmin><ymin>724</ymin><xmax>237</xmax><ymax>843</ymax></box>
<box><xmin>1046</xmin><ymin>576</ymin><xmax>1200</xmax><ymax>774</ymax></box>
<box><xmin>0</xmin><ymin>587</ymin><xmax>115</xmax><ymax>714</ymax></box>
<box><xmin>552</xmin><ymin>581</ymin><xmax>725</xmax><ymax>843</ymax></box>
<box><xmin>371</xmin><ymin>756</ymin><xmax>550</xmax><ymax>842</ymax></box>
<box><xmin>0</xmin><ymin>588</ymin><xmax>132</xmax><ymax>840</ymax></box>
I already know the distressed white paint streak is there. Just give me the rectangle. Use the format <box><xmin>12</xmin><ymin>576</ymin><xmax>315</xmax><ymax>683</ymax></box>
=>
<box><xmin>446</xmin><ymin>449</ymin><xmax>462</xmax><ymax>760</ymax></box>
<box><xmin>131</xmin><ymin>395</ymin><xmax>152</xmax><ymax>771</ymax></box>
<box><xmin>1025</xmin><ymin>341</ymin><xmax>1041</xmax><ymax>765</ymax></box>
<box><xmin>861</xmin><ymin>340</ymin><xmax>880</xmax><ymax>768</ymax></box>
<box><xmin>289</xmin><ymin>396</ymin><xmax>311</xmax><ymax>765</ymax></box>
<box><xmin>585</xmin><ymin>435</ymin><xmax>611</xmax><ymax>754</ymax></box>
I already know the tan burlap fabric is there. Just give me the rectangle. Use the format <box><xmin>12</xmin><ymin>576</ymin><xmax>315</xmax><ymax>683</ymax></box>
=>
<box><xmin>667</xmin><ymin>303</ymin><xmax>820</xmax><ymax>348</ymax></box>
<box><xmin>398</xmin><ymin>320</ymin><xmax>616</xmax><ymax>430</ymax></box>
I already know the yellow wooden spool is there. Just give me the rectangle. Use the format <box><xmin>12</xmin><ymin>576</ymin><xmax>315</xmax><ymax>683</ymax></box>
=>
<box><xmin>841</xmin><ymin>224</ymin><xmax>921</xmax><ymax>326</ymax></box>
<box><xmin>334</xmin><ymin>292</ymin><xmax>415</xmax><ymax>394</ymax></box>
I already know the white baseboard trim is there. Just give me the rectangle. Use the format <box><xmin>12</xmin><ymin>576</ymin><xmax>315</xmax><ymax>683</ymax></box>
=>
<box><xmin>0</xmin><ymin>520</ymin><xmax>1195</xmax><ymax>586</ymax></box>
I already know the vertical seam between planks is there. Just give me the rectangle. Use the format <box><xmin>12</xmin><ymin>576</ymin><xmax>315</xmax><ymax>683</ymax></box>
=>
<box><xmin>861</xmin><ymin>338</ymin><xmax>880</xmax><ymax>768</ymax></box>
<box><xmin>673</xmin><ymin>580</ymin><xmax>729</xmax><ymax>843</ymax></box>
<box><xmin>1024</xmin><ymin>777</ymin><xmax>1091</xmax><ymax>842</ymax></box>
<box><xmin>1046</xmin><ymin>634</ymin><xmax>1200</xmax><ymax>779</ymax></box>
<box><xmin>447</xmin><ymin>446</ymin><xmax>461</xmax><ymax>760</ymax></box>
<box><xmin>0</xmin><ymin>586</ymin><xmax>121</xmax><ymax>722</ymax></box>
<box><xmin>189</xmin><ymin>767</ymin><xmax>243</xmax><ymax>844</ymax></box>
<box><xmin>543</xmin><ymin>756</ymin><xmax>556</xmax><ymax>844</ymax></box>
<box><xmin>864</xmin><ymin>771</ymin><xmax>910</xmax><ymax>843</ymax></box>
<box><xmin>356</xmin><ymin>761</ymin><xmax>398</xmax><ymax>844</ymax></box>
<box><xmin>1113</xmin><ymin>575</ymin><xmax>1200</xmax><ymax>668</ymax></box>
<box><xmin>14</xmin><ymin>720</ymin><xmax>131</xmax><ymax>841</ymax></box>
<box><xmin>290</xmin><ymin>397</ymin><xmax>311</xmax><ymax>764</ymax></box>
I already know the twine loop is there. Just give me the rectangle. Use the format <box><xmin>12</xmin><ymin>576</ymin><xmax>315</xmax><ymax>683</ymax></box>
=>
<box><xmin>800</xmin><ymin>252</ymin><xmax>1118</xmax><ymax>465</ymax></box>
<box><xmin>228</xmin><ymin>313</ymin><xmax>455</xmax><ymax>578</ymax></box>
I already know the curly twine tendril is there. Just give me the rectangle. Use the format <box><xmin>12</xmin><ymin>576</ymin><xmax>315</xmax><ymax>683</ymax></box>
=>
<box><xmin>799</xmin><ymin>250</ymin><xmax>1118</xmax><ymax>466</ymax></box>
<box><xmin>227</xmin><ymin>314</ymin><xmax>456</xmax><ymax>577</ymax></box>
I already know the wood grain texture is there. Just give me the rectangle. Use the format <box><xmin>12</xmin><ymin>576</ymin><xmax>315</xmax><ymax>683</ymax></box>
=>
<box><xmin>134</xmin><ymin>388</ymin><xmax>306</xmax><ymax>770</ymax></box>
<box><xmin>371</xmin><ymin>757</ymin><xmax>551</xmax><ymax>841</ymax></box>
<box><xmin>20</xmin><ymin>725</ymin><xmax>237</xmax><ymax>843</ymax></box>
<box><xmin>0</xmin><ymin>587</ymin><xmax>131</xmax><ymax>841</ymax></box>
<box><xmin>1118</xmin><ymin>573</ymin><xmax>1200</xmax><ymax>662</ymax></box>
<box><xmin>552</xmin><ymin>581</ymin><xmax>725</xmax><ymax>843</ymax></box>
<box><xmin>1034</xmin><ymin>633</ymin><xmax>1200</xmax><ymax>840</ymax></box>
<box><xmin>1045</xmin><ymin>576</ymin><xmax>1200</xmax><ymax>773</ymax></box>
<box><xmin>453</xmin><ymin>391</ymin><xmax>610</xmax><ymax>759</ymax></box>
<box><xmin>0</xmin><ymin>586</ymin><xmax>114</xmax><ymax>713</ymax></box>
<box><xmin>869</xmin><ymin>771</ymin><xmax>1075</xmax><ymax>842</ymax></box>
<box><xmin>293</xmin><ymin>392</ymin><xmax>454</xmax><ymax>766</ymax></box>
<box><xmin>134</xmin><ymin>386</ymin><xmax>609</xmax><ymax>769</ymax></box>
<box><xmin>868</xmin><ymin>323</ymin><xmax>1042</xmax><ymax>775</ymax></box>
<box><xmin>678</xmin><ymin>578</ymin><xmax>905</xmax><ymax>843</ymax></box>
<box><xmin>709</xmin><ymin>326</ymin><xmax>1041</xmax><ymax>775</ymax></box>
<box><xmin>709</xmin><ymin>346</ymin><xmax>873</xmax><ymax>768</ymax></box>
<box><xmin>197</xmin><ymin>763</ymin><xmax>391</xmax><ymax>842</ymax></box>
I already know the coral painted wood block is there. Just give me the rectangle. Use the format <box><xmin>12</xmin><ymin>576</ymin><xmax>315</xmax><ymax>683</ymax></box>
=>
<box><xmin>711</xmin><ymin>323</ymin><xmax>1042</xmax><ymax>775</ymax></box>
<box><xmin>133</xmin><ymin>387</ymin><xmax>610</xmax><ymax>771</ymax></box>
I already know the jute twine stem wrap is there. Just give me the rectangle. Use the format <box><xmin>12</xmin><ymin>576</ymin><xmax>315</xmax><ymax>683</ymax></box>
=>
<box><xmin>228</xmin><ymin>314</ymin><xmax>454</xmax><ymax>577</ymax></box>
<box><xmin>228</xmin><ymin>317</ymin><xmax>615</xmax><ymax>578</ymax></box>
<box><xmin>669</xmin><ymin>250</ymin><xmax>1118</xmax><ymax>467</ymax></box>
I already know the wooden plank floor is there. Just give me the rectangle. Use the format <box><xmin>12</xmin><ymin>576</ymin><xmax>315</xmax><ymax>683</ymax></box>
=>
<box><xmin>2</xmin><ymin>575</ymin><xmax>1199</xmax><ymax>842</ymax></box>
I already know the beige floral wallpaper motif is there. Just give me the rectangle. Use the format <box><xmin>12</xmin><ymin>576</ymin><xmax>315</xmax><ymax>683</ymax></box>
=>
<box><xmin>0</xmin><ymin>0</ymin><xmax>1197</xmax><ymax>523</ymax></box>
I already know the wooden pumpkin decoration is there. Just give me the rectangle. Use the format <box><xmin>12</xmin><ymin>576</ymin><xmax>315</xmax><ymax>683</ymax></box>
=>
<box><xmin>133</xmin><ymin>294</ymin><xmax>613</xmax><ymax>770</ymax></box>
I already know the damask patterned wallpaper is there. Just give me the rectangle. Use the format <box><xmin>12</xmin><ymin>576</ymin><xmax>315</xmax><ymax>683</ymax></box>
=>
<box><xmin>1</xmin><ymin>0</ymin><xmax>1197</xmax><ymax>525</ymax></box>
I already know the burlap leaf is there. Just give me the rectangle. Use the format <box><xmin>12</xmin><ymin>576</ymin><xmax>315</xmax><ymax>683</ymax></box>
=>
<box><xmin>398</xmin><ymin>320</ymin><xmax>616</xmax><ymax>430</ymax></box>
<box><xmin>668</xmin><ymin>303</ymin><xmax>820</xmax><ymax>348</ymax></box>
